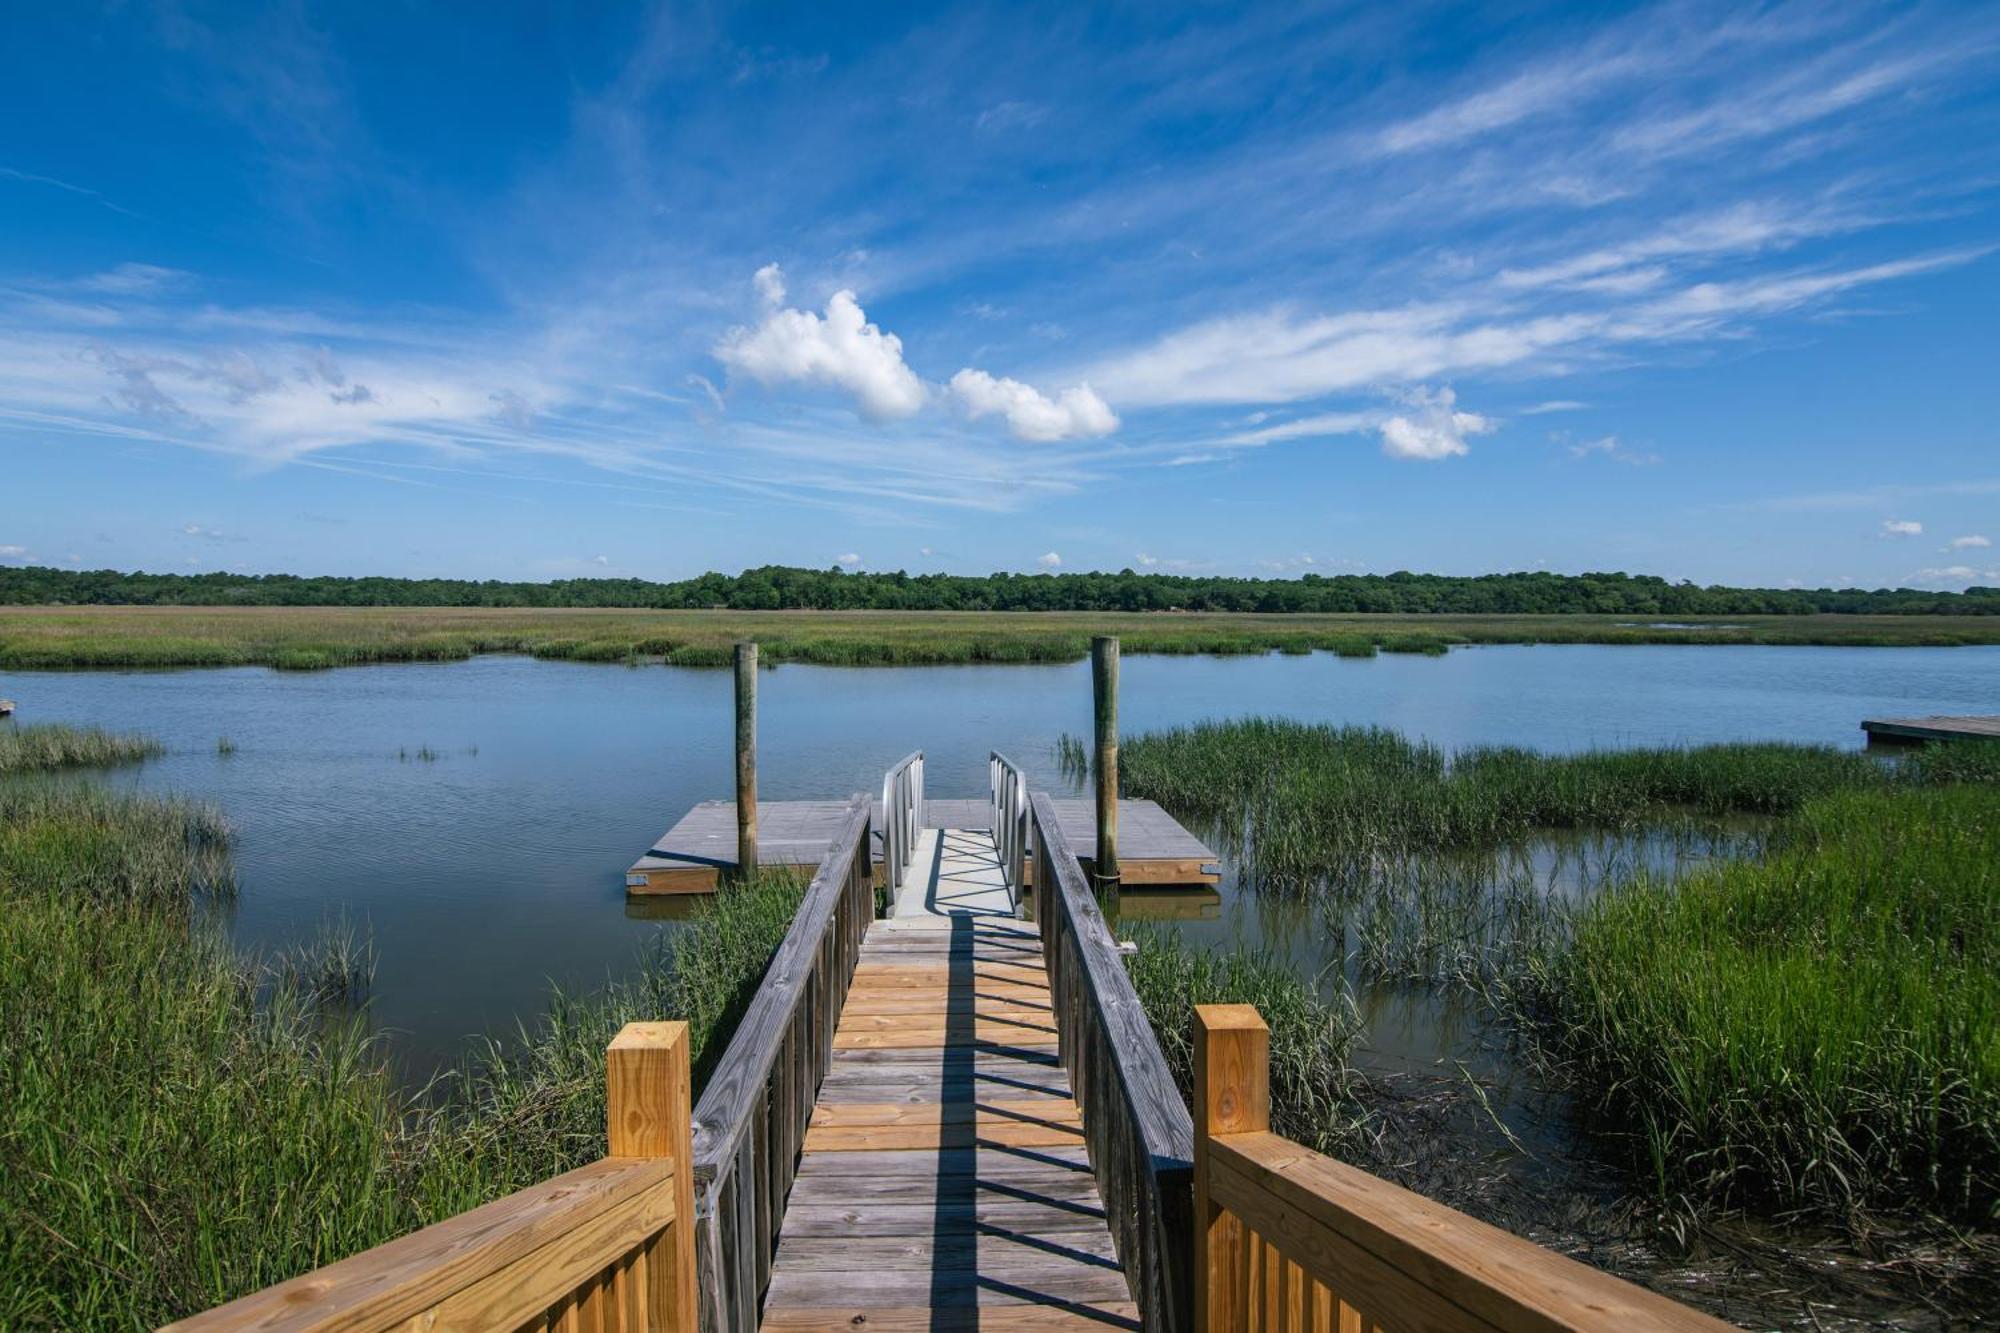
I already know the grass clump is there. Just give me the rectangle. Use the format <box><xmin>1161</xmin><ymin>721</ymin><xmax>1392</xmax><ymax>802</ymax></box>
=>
<box><xmin>0</xmin><ymin>723</ymin><xmax>163</xmax><ymax>774</ymax></box>
<box><xmin>1125</xmin><ymin>929</ymin><xmax>1367</xmax><ymax>1154</ymax></box>
<box><xmin>1538</xmin><ymin>786</ymin><xmax>1999</xmax><ymax>1221</ymax></box>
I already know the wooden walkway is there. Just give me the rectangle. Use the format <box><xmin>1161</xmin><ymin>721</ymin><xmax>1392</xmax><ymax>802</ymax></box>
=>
<box><xmin>629</xmin><ymin>798</ymin><xmax>1217</xmax><ymax>894</ymax></box>
<box><xmin>759</xmin><ymin>865</ymin><xmax>1138</xmax><ymax>1329</ymax></box>
<box><xmin>1863</xmin><ymin>713</ymin><xmax>2000</xmax><ymax>745</ymax></box>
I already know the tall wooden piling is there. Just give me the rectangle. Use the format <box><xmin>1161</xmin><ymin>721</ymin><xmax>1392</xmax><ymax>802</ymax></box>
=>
<box><xmin>1091</xmin><ymin>635</ymin><xmax>1120</xmax><ymax>888</ymax></box>
<box><xmin>735</xmin><ymin>641</ymin><xmax>758</xmax><ymax>878</ymax></box>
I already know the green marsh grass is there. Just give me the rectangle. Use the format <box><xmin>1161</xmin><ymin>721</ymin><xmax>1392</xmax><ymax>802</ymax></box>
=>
<box><xmin>0</xmin><ymin>756</ymin><xmax>810</xmax><ymax>1326</ymax></box>
<box><xmin>1111</xmin><ymin>719</ymin><xmax>1996</xmax><ymax>886</ymax></box>
<box><xmin>4</xmin><ymin>605</ymin><xmax>1994</xmax><ymax>674</ymax></box>
<box><xmin>1538</xmin><ymin>785</ymin><xmax>1999</xmax><ymax>1221</ymax></box>
<box><xmin>0</xmin><ymin>722</ymin><xmax>163</xmax><ymax>774</ymax></box>
<box><xmin>1124</xmin><ymin>930</ymin><xmax>1368</xmax><ymax>1155</ymax></box>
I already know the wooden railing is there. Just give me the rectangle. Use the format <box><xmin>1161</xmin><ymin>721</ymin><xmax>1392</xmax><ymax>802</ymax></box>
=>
<box><xmin>880</xmin><ymin>750</ymin><xmax>925</xmax><ymax>895</ymax></box>
<box><xmin>687</xmin><ymin>795</ymin><xmax>873</xmax><ymax>1333</ymax></box>
<box><xmin>989</xmin><ymin>749</ymin><xmax>1030</xmax><ymax>897</ymax></box>
<box><xmin>1030</xmin><ymin>791</ymin><xmax>1196</xmax><ymax>1332</ymax></box>
<box><xmin>1193</xmin><ymin>1005</ymin><xmax>1737</xmax><ymax>1333</ymax></box>
<box><xmin>163</xmin><ymin>1022</ymin><xmax>697</xmax><ymax>1333</ymax></box>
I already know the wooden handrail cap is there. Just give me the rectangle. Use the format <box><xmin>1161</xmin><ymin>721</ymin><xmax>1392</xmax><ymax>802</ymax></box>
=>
<box><xmin>1195</xmin><ymin>1003</ymin><xmax>1268</xmax><ymax>1032</ymax></box>
<box><xmin>611</xmin><ymin>1020</ymin><xmax>688</xmax><ymax>1049</ymax></box>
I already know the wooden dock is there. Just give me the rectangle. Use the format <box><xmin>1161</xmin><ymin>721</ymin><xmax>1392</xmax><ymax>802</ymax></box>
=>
<box><xmin>1862</xmin><ymin>713</ymin><xmax>2000</xmax><ymax>746</ymax></box>
<box><xmin>628</xmin><ymin>796</ymin><xmax>1218</xmax><ymax>895</ymax></box>
<box><xmin>761</xmin><ymin>915</ymin><xmax>1136</xmax><ymax>1329</ymax></box>
<box><xmin>178</xmin><ymin>779</ymin><xmax>1735</xmax><ymax>1333</ymax></box>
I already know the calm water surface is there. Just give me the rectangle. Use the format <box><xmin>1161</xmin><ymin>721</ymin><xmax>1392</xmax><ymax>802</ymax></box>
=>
<box><xmin>5</xmin><ymin>644</ymin><xmax>1994</xmax><ymax>1076</ymax></box>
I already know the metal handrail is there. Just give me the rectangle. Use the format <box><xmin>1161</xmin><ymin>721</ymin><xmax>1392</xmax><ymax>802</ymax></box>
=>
<box><xmin>880</xmin><ymin>750</ymin><xmax>925</xmax><ymax>896</ymax></box>
<box><xmin>988</xmin><ymin>750</ymin><xmax>1029</xmax><ymax>900</ymax></box>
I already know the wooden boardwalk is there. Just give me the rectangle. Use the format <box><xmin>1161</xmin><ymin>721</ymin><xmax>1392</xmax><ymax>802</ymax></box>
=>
<box><xmin>759</xmin><ymin>846</ymin><xmax>1138</xmax><ymax>1330</ymax></box>
<box><xmin>629</xmin><ymin>797</ymin><xmax>1217</xmax><ymax>894</ymax></box>
<box><xmin>1862</xmin><ymin>713</ymin><xmax>2000</xmax><ymax>745</ymax></box>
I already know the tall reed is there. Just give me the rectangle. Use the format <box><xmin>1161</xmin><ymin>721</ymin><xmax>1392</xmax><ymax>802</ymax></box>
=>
<box><xmin>1536</xmin><ymin>786</ymin><xmax>1999</xmax><ymax>1220</ymax></box>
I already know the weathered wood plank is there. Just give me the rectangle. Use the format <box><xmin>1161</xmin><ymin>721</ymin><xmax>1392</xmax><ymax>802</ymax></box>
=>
<box><xmin>760</xmin><ymin>1303</ymin><xmax>1140</xmax><ymax>1331</ymax></box>
<box><xmin>765</xmin><ymin>1266</ymin><xmax>1135</xmax><ymax>1309</ymax></box>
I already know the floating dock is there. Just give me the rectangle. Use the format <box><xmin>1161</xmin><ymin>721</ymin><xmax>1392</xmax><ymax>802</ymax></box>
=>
<box><xmin>1861</xmin><ymin>714</ymin><xmax>2000</xmax><ymax>746</ymax></box>
<box><xmin>627</xmin><ymin>795</ymin><xmax>1219</xmax><ymax>894</ymax></box>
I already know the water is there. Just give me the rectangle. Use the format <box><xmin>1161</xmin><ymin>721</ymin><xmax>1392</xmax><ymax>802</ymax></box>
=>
<box><xmin>4</xmin><ymin>644</ymin><xmax>1994</xmax><ymax>1077</ymax></box>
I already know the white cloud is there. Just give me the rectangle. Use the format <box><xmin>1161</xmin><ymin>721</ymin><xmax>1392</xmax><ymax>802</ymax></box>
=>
<box><xmin>592</xmin><ymin>555</ymin><xmax>609</xmax><ymax>565</ymax></box>
<box><xmin>1948</xmin><ymin>534</ymin><xmax>1991</xmax><ymax>550</ymax></box>
<box><xmin>1881</xmin><ymin>519</ymin><xmax>1923</xmax><ymax>537</ymax></box>
<box><xmin>1082</xmin><ymin>251</ymin><xmax>1985</xmax><ymax>409</ymax></box>
<box><xmin>1222</xmin><ymin>410</ymin><xmax>1375</xmax><ymax>447</ymax></box>
<box><xmin>1521</xmin><ymin>400</ymin><xmax>1587</xmax><ymax>415</ymax></box>
<box><xmin>834</xmin><ymin>552</ymin><xmax>861</xmax><ymax>567</ymax></box>
<box><xmin>0</xmin><ymin>543</ymin><xmax>26</xmax><ymax>558</ymax></box>
<box><xmin>752</xmin><ymin>263</ymin><xmax>786</xmax><ymax>307</ymax></box>
<box><xmin>76</xmin><ymin>262</ymin><xmax>194</xmax><ymax>296</ymax></box>
<box><xmin>1913</xmin><ymin>565</ymin><xmax>2000</xmax><ymax>587</ymax></box>
<box><xmin>1036</xmin><ymin>551</ymin><xmax>1062</xmax><ymax>568</ymax></box>
<box><xmin>1135</xmin><ymin>552</ymin><xmax>1158</xmax><ymax>567</ymax></box>
<box><xmin>1566</xmin><ymin>434</ymin><xmax>1660</xmax><ymax>466</ymax></box>
<box><xmin>716</xmin><ymin>270</ymin><xmax>926</xmax><ymax>420</ymax></box>
<box><xmin>1377</xmin><ymin>386</ymin><xmax>1492</xmax><ymax>461</ymax></box>
<box><xmin>948</xmin><ymin>369</ymin><xmax>1118</xmax><ymax>442</ymax></box>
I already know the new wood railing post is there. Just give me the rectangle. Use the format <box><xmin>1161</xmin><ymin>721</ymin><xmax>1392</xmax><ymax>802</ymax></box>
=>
<box><xmin>1194</xmin><ymin>1004</ymin><xmax>1269</xmax><ymax>1333</ymax></box>
<box><xmin>734</xmin><ymin>641</ymin><xmax>758</xmax><ymax>880</ymax></box>
<box><xmin>609</xmin><ymin>1021</ymin><xmax>698</xmax><ymax>1332</ymax></box>
<box><xmin>1091</xmin><ymin>634</ymin><xmax>1120</xmax><ymax>890</ymax></box>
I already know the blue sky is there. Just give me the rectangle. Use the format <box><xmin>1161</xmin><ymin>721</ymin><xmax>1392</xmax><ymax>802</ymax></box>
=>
<box><xmin>3</xmin><ymin>2</ymin><xmax>1998</xmax><ymax>589</ymax></box>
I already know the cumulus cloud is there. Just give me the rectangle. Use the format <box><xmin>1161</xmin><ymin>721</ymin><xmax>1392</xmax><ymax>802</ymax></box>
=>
<box><xmin>1135</xmin><ymin>552</ymin><xmax>1159</xmax><ymax>567</ymax></box>
<box><xmin>1036</xmin><ymin>551</ymin><xmax>1062</xmax><ymax>568</ymax></box>
<box><xmin>1881</xmin><ymin>519</ymin><xmax>1924</xmax><ymax>537</ymax></box>
<box><xmin>1948</xmin><ymin>534</ymin><xmax>1991</xmax><ymax>550</ymax></box>
<box><xmin>1377</xmin><ymin>385</ymin><xmax>1493</xmax><ymax>461</ymax></box>
<box><xmin>716</xmin><ymin>268</ymin><xmax>926</xmax><ymax>420</ymax></box>
<box><xmin>948</xmin><ymin>369</ymin><xmax>1118</xmax><ymax>442</ymax></box>
<box><xmin>0</xmin><ymin>543</ymin><xmax>27</xmax><ymax>558</ymax></box>
<box><xmin>834</xmin><ymin>552</ymin><xmax>861</xmax><ymax>567</ymax></box>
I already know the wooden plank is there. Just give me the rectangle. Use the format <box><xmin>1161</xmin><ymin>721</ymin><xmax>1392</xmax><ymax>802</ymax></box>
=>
<box><xmin>772</xmin><ymin>1229</ymin><xmax>1121</xmax><ymax>1271</ymax></box>
<box><xmin>1209</xmin><ymin>1133</ymin><xmax>1736</xmax><ymax>1332</ymax></box>
<box><xmin>161</xmin><ymin>1159</ymin><xmax>673</xmax><ymax>1332</ymax></box>
<box><xmin>778</xmin><ymin>1198</ymin><xmax>1114</xmax><ymax>1236</ymax></box>
<box><xmin>763</xmin><ymin>1267</ymin><xmax>1137</xmax><ymax>1310</ymax></box>
<box><xmin>760</xmin><ymin>1304</ymin><xmax>1141</xmax><ymax>1331</ymax></box>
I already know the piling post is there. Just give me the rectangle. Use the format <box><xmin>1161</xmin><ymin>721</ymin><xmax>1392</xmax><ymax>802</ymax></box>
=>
<box><xmin>1091</xmin><ymin>634</ymin><xmax>1120</xmax><ymax>889</ymax></box>
<box><xmin>735</xmin><ymin>641</ymin><xmax>758</xmax><ymax>880</ymax></box>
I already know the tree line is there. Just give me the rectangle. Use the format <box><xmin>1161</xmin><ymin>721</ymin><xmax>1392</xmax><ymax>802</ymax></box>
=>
<box><xmin>2</xmin><ymin>564</ymin><xmax>1993</xmax><ymax>616</ymax></box>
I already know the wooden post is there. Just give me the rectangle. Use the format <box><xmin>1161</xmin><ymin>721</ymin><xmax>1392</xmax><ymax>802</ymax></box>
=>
<box><xmin>1194</xmin><ymin>1004</ymin><xmax>1269</xmax><ymax>1333</ymax></box>
<box><xmin>608</xmin><ymin>1021</ymin><xmax>698</xmax><ymax>1332</ymax></box>
<box><xmin>735</xmin><ymin>641</ymin><xmax>758</xmax><ymax>880</ymax></box>
<box><xmin>1091</xmin><ymin>634</ymin><xmax>1120</xmax><ymax>889</ymax></box>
